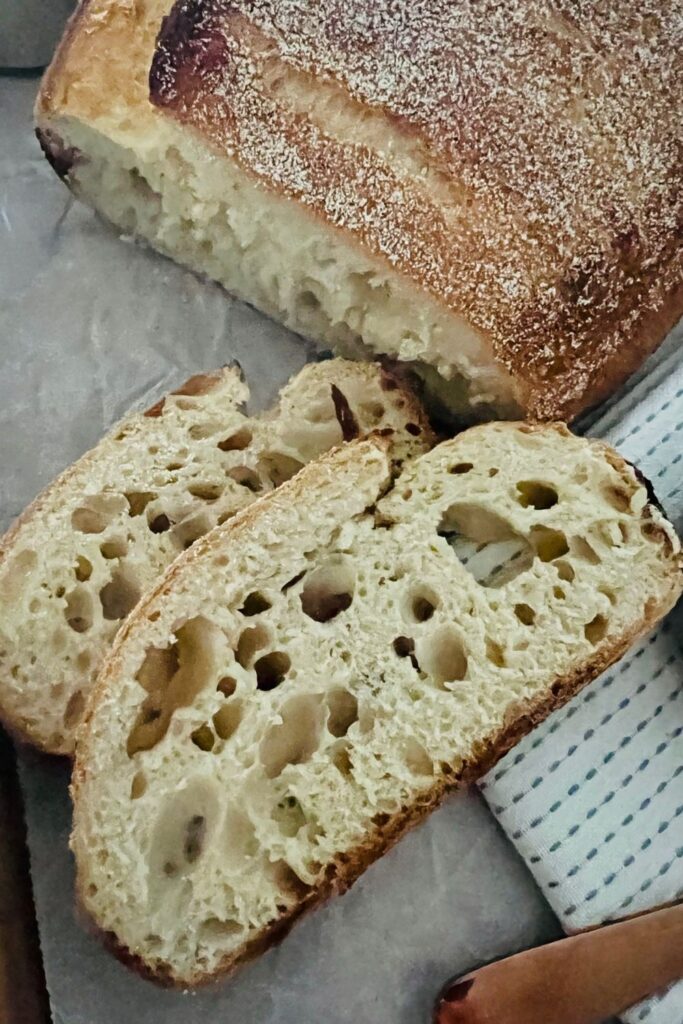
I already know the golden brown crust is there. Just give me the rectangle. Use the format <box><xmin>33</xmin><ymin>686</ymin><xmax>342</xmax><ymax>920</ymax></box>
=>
<box><xmin>71</xmin><ymin>427</ymin><xmax>682</xmax><ymax>987</ymax></box>
<box><xmin>147</xmin><ymin>0</ymin><xmax>683</xmax><ymax>421</ymax></box>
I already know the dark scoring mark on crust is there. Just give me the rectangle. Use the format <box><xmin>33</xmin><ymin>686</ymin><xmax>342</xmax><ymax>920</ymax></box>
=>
<box><xmin>330</xmin><ymin>384</ymin><xmax>360</xmax><ymax>441</ymax></box>
<box><xmin>35</xmin><ymin>127</ymin><xmax>81</xmax><ymax>180</ymax></box>
<box><xmin>150</xmin><ymin>1</ymin><xmax>228</xmax><ymax>105</ymax></box>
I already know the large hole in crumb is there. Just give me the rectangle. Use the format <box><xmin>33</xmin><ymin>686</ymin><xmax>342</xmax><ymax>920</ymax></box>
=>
<box><xmin>99</xmin><ymin>568</ymin><xmax>140</xmax><ymax>620</ymax></box>
<box><xmin>584</xmin><ymin>614</ymin><xmax>608</xmax><ymax>644</ymax></box>
<box><xmin>485</xmin><ymin>638</ymin><xmax>506</xmax><ymax>667</ymax></box>
<box><xmin>126</xmin><ymin>617</ymin><xmax>220</xmax><ymax>756</ymax></box>
<box><xmin>403</xmin><ymin>585</ymin><xmax>440</xmax><ymax>623</ymax></box>
<box><xmin>191</xmin><ymin>724</ymin><xmax>215</xmax><ymax>751</ymax></box>
<box><xmin>71</xmin><ymin>494</ymin><xmax>127</xmax><ymax>534</ymax></box>
<box><xmin>148</xmin><ymin>512</ymin><xmax>171</xmax><ymax>534</ymax></box>
<box><xmin>331</xmin><ymin>743</ymin><xmax>353</xmax><ymax>777</ymax></box>
<box><xmin>100</xmin><ymin>537</ymin><xmax>127</xmax><ymax>559</ymax></box>
<box><xmin>555</xmin><ymin>560</ymin><xmax>575</xmax><ymax>582</ymax></box>
<box><xmin>269</xmin><ymin>860</ymin><xmax>312</xmax><ymax>900</ymax></box>
<box><xmin>188</xmin><ymin>422</ymin><xmax>220</xmax><ymax>440</ymax></box>
<box><xmin>131</xmin><ymin>771</ymin><xmax>147</xmax><ymax>799</ymax></box>
<box><xmin>187</xmin><ymin>482</ymin><xmax>224</xmax><ymax>501</ymax></box>
<box><xmin>300</xmin><ymin>557</ymin><xmax>355</xmax><ymax>623</ymax></box>
<box><xmin>74</xmin><ymin>555</ymin><xmax>92</xmax><ymax>581</ymax></box>
<box><xmin>235</xmin><ymin>625</ymin><xmax>269</xmax><ymax>669</ymax></box>
<box><xmin>438</xmin><ymin>503</ymin><xmax>534</xmax><ymax>587</ymax></box>
<box><xmin>260</xmin><ymin>694</ymin><xmax>323</xmax><ymax>778</ymax></box>
<box><xmin>240</xmin><ymin>592</ymin><xmax>271</xmax><ymax>616</ymax></box>
<box><xmin>217</xmin><ymin>676</ymin><xmax>237</xmax><ymax>697</ymax></box>
<box><xmin>403</xmin><ymin>737</ymin><xmax>434</xmax><ymax>776</ymax></box>
<box><xmin>572</xmin><ymin>536</ymin><xmax>601</xmax><ymax>564</ymax></box>
<box><xmin>326</xmin><ymin>688</ymin><xmax>358</xmax><ymax>737</ymax></box>
<box><xmin>213</xmin><ymin>699</ymin><xmax>243</xmax><ymax>741</ymax></box>
<box><xmin>393</xmin><ymin>635</ymin><xmax>415</xmax><ymax>658</ymax></box>
<box><xmin>296</xmin><ymin>289</ymin><xmax>322</xmax><ymax>316</ymax></box>
<box><xmin>418</xmin><ymin>626</ymin><xmax>468</xmax><ymax>686</ymax></box>
<box><xmin>514</xmin><ymin>603</ymin><xmax>536</xmax><ymax>626</ymax></box>
<box><xmin>125</xmin><ymin>491</ymin><xmax>156</xmax><ymax>517</ymax></box>
<box><xmin>258</xmin><ymin>451</ymin><xmax>305</xmax><ymax>487</ymax></box>
<box><xmin>64</xmin><ymin>587</ymin><xmax>94</xmax><ymax>633</ymax></box>
<box><xmin>255</xmin><ymin>651</ymin><xmax>291</xmax><ymax>691</ymax></box>
<box><xmin>217</xmin><ymin>426</ymin><xmax>252</xmax><ymax>452</ymax></box>
<box><xmin>516</xmin><ymin>480</ymin><xmax>559</xmax><ymax>509</ymax></box>
<box><xmin>226</xmin><ymin>466</ymin><xmax>263</xmax><ymax>492</ymax></box>
<box><xmin>63</xmin><ymin>689</ymin><xmax>85</xmax><ymax>728</ymax></box>
<box><xmin>530</xmin><ymin>526</ymin><xmax>569</xmax><ymax>562</ymax></box>
<box><xmin>172</xmin><ymin>511</ymin><xmax>213</xmax><ymax>549</ymax></box>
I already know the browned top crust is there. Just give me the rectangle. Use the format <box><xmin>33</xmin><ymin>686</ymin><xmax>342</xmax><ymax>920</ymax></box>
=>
<box><xmin>150</xmin><ymin>0</ymin><xmax>683</xmax><ymax>419</ymax></box>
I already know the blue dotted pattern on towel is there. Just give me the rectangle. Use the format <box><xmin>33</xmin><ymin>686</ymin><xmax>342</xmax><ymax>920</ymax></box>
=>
<box><xmin>482</xmin><ymin>329</ymin><xmax>683</xmax><ymax>1024</ymax></box>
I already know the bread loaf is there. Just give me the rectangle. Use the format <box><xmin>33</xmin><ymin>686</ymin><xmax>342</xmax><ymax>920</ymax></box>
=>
<box><xmin>36</xmin><ymin>1</ymin><xmax>683</xmax><ymax>421</ymax></box>
<box><xmin>0</xmin><ymin>359</ymin><xmax>430</xmax><ymax>754</ymax></box>
<box><xmin>72</xmin><ymin>423</ymin><xmax>682</xmax><ymax>985</ymax></box>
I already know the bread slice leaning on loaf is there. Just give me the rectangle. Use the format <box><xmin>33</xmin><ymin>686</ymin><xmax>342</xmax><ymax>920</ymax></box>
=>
<box><xmin>0</xmin><ymin>359</ymin><xmax>431</xmax><ymax>755</ymax></box>
<box><xmin>73</xmin><ymin>424</ymin><xmax>682</xmax><ymax>986</ymax></box>
<box><xmin>36</xmin><ymin>1</ymin><xmax>683</xmax><ymax>422</ymax></box>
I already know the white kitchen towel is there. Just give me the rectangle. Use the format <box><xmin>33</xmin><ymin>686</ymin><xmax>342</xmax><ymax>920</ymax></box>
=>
<box><xmin>482</xmin><ymin>328</ymin><xmax>683</xmax><ymax>1024</ymax></box>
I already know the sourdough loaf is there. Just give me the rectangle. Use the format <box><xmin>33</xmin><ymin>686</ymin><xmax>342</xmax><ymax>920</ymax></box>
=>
<box><xmin>0</xmin><ymin>359</ymin><xmax>430</xmax><ymax>754</ymax></box>
<box><xmin>72</xmin><ymin>424</ymin><xmax>682</xmax><ymax>985</ymax></box>
<box><xmin>35</xmin><ymin>1</ymin><xmax>683</xmax><ymax>421</ymax></box>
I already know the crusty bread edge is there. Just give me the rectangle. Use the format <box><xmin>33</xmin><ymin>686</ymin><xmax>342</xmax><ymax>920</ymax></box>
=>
<box><xmin>34</xmin><ymin>0</ymin><xmax>95</xmax><ymax>126</ymax></box>
<box><xmin>70</xmin><ymin>425</ymin><xmax>682</xmax><ymax>987</ymax></box>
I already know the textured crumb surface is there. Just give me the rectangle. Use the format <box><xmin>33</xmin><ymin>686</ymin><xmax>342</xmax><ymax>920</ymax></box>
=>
<box><xmin>0</xmin><ymin>359</ymin><xmax>430</xmax><ymax>754</ymax></box>
<box><xmin>36</xmin><ymin>0</ymin><xmax>683</xmax><ymax>420</ymax></box>
<box><xmin>73</xmin><ymin>424</ymin><xmax>682</xmax><ymax>985</ymax></box>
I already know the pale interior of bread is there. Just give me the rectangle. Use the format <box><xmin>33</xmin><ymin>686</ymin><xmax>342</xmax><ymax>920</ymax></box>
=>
<box><xmin>37</xmin><ymin>0</ymin><xmax>520</xmax><ymax>420</ymax></box>
<box><xmin>0</xmin><ymin>360</ymin><xmax>428</xmax><ymax>753</ymax></box>
<box><xmin>52</xmin><ymin>112</ymin><xmax>517</xmax><ymax>419</ymax></box>
<box><xmin>74</xmin><ymin>426</ymin><xmax>681</xmax><ymax>984</ymax></box>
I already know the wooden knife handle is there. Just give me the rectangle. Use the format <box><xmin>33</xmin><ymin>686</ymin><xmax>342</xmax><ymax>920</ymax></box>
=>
<box><xmin>437</xmin><ymin>902</ymin><xmax>683</xmax><ymax>1024</ymax></box>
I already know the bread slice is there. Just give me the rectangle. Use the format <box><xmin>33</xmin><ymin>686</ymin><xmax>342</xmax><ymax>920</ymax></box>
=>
<box><xmin>72</xmin><ymin>423</ymin><xmax>682</xmax><ymax>986</ymax></box>
<box><xmin>35</xmin><ymin>2</ymin><xmax>683</xmax><ymax>422</ymax></box>
<box><xmin>0</xmin><ymin>359</ymin><xmax>431</xmax><ymax>755</ymax></box>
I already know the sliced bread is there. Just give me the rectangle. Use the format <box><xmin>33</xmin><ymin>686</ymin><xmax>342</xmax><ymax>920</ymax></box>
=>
<box><xmin>72</xmin><ymin>424</ymin><xmax>682</xmax><ymax>985</ymax></box>
<box><xmin>0</xmin><ymin>360</ymin><xmax>431</xmax><ymax>754</ymax></box>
